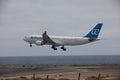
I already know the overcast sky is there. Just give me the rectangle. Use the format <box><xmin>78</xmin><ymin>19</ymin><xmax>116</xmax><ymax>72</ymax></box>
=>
<box><xmin>0</xmin><ymin>0</ymin><xmax>120</xmax><ymax>56</ymax></box>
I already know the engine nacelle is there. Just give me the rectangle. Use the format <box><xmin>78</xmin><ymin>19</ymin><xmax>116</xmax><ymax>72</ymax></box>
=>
<box><xmin>35</xmin><ymin>41</ymin><xmax>42</xmax><ymax>46</ymax></box>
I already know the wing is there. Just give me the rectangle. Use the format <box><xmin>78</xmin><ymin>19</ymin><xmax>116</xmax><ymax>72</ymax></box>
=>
<box><xmin>41</xmin><ymin>31</ymin><xmax>59</xmax><ymax>46</ymax></box>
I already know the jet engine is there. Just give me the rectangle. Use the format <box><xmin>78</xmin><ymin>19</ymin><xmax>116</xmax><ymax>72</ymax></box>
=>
<box><xmin>35</xmin><ymin>41</ymin><xmax>42</xmax><ymax>46</ymax></box>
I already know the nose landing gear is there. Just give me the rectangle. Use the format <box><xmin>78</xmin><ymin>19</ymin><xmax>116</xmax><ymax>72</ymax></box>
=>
<box><xmin>30</xmin><ymin>43</ymin><xmax>32</xmax><ymax>47</ymax></box>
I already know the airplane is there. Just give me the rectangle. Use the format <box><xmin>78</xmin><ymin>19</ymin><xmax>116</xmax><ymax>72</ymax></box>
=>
<box><xmin>24</xmin><ymin>23</ymin><xmax>103</xmax><ymax>51</ymax></box>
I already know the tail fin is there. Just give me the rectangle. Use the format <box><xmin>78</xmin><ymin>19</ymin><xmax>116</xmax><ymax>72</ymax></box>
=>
<box><xmin>84</xmin><ymin>23</ymin><xmax>103</xmax><ymax>38</ymax></box>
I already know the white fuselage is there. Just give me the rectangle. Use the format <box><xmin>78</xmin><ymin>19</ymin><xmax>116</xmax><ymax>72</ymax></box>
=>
<box><xmin>24</xmin><ymin>35</ymin><xmax>93</xmax><ymax>46</ymax></box>
<box><xmin>49</xmin><ymin>36</ymin><xmax>90</xmax><ymax>46</ymax></box>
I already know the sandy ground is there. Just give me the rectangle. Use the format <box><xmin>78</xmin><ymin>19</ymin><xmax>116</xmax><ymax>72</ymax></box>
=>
<box><xmin>0</xmin><ymin>65</ymin><xmax>120</xmax><ymax>80</ymax></box>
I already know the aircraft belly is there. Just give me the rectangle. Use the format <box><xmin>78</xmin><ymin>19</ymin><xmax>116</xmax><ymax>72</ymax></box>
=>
<box><xmin>58</xmin><ymin>39</ymin><xmax>89</xmax><ymax>46</ymax></box>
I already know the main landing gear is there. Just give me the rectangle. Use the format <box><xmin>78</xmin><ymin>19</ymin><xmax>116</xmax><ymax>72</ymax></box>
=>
<box><xmin>51</xmin><ymin>46</ymin><xmax>66</xmax><ymax>51</ymax></box>
<box><xmin>30</xmin><ymin>43</ymin><xmax>32</xmax><ymax>47</ymax></box>
<box><xmin>51</xmin><ymin>46</ymin><xmax>57</xmax><ymax>50</ymax></box>
<box><xmin>61</xmin><ymin>46</ymin><xmax>66</xmax><ymax>51</ymax></box>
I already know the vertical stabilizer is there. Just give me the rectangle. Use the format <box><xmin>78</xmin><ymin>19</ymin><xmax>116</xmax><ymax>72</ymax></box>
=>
<box><xmin>84</xmin><ymin>23</ymin><xmax>103</xmax><ymax>38</ymax></box>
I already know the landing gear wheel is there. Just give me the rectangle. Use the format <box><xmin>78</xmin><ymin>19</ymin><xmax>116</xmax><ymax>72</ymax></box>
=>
<box><xmin>54</xmin><ymin>48</ymin><xmax>57</xmax><ymax>50</ymax></box>
<box><xmin>63</xmin><ymin>48</ymin><xmax>66</xmax><ymax>51</ymax></box>
<box><xmin>30</xmin><ymin>43</ymin><xmax>32</xmax><ymax>47</ymax></box>
<box><xmin>51</xmin><ymin>46</ymin><xmax>57</xmax><ymax>50</ymax></box>
<box><xmin>61</xmin><ymin>46</ymin><xmax>66</xmax><ymax>51</ymax></box>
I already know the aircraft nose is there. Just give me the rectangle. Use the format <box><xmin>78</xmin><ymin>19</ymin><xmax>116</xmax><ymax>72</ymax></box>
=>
<box><xmin>23</xmin><ymin>36</ymin><xmax>28</xmax><ymax>42</ymax></box>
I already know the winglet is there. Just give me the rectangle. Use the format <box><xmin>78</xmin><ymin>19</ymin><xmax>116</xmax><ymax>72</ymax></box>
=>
<box><xmin>84</xmin><ymin>23</ymin><xmax>103</xmax><ymax>38</ymax></box>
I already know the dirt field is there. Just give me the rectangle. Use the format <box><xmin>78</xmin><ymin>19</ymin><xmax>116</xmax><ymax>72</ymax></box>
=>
<box><xmin>0</xmin><ymin>65</ymin><xmax>120</xmax><ymax>80</ymax></box>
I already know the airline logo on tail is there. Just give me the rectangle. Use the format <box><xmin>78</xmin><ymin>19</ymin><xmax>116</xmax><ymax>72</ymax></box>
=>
<box><xmin>85</xmin><ymin>23</ymin><xmax>102</xmax><ymax>38</ymax></box>
<box><xmin>91</xmin><ymin>29</ymin><xmax>100</xmax><ymax>35</ymax></box>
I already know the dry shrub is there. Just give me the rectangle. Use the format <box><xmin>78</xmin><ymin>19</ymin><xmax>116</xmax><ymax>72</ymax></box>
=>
<box><xmin>4</xmin><ymin>79</ymin><xmax>11</xmax><ymax>80</ymax></box>
<box><xmin>58</xmin><ymin>78</ymin><xmax>70</xmax><ymax>80</ymax></box>
<box><xmin>35</xmin><ymin>77</ymin><xmax>43</xmax><ymax>80</ymax></box>
<box><xmin>59</xmin><ymin>75</ymin><xmax>63</xmax><ymax>77</ymax></box>
<box><xmin>19</xmin><ymin>76</ymin><xmax>29</xmax><ymax>80</ymax></box>
<box><xmin>102</xmin><ymin>75</ymin><xmax>120</xmax><ymax>80</ymax></box>
<box><xmin>111</xmin><ymin>77</ymin><xmax>120</xmax><ymax>80</ymax></box>
<box><xmin>44</xmin><ymin>78</ymin><xmax>56</xmax><ymax>80</ymax></box>
<box><xmin>12</xmin><ymin>78</ymin><xmax>19</xmax><ymax>80</ymax></box>
<box><xmin>4</xmin><ymin>78</ymin><xmax>18</xmax><ymax>80</ymax></box>
<box><xmin>85</xmin><ymin>76</ymin><xmax>98</xmax><ymax>80</ymax></box>
<box><xmin>35</xmin><ymin>78</ymin><xmax>56</xmax><ymax>80</ymax></box>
